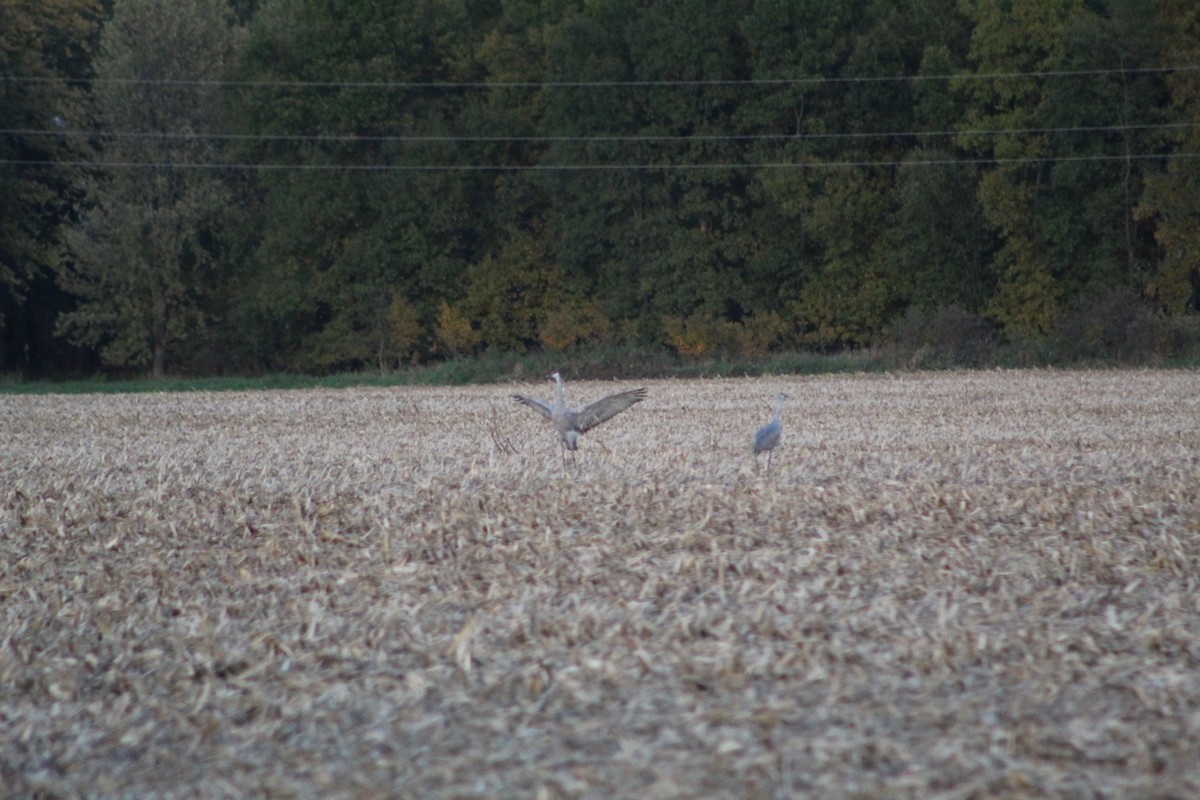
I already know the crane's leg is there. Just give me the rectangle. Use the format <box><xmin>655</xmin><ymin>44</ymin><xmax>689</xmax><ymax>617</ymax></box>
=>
<box><xmin>767</xmin><ymin>450</ymin><xmax>773</xmax><ymax>474</ymax></box>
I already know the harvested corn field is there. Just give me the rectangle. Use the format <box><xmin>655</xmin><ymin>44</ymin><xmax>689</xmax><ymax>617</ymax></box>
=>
<box><xmin>3</xmin><ymin>369</ymin><xmax>1200</xmax><ymax>799</ymax></box>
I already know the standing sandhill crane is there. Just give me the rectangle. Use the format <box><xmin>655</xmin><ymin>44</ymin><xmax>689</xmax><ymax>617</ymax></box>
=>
<box><xmin>753</xmin><ymin>393</ymin><xmax>787</xmax><ymax>473</ymax></box>
<box><xmin>512</xmin><ymin>372</ymin><xmax>647</xmax><ymax>468</ymax></box>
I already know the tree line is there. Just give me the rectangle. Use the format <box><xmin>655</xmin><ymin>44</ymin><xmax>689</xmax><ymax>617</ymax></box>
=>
<box><xmin>3</xmin><ymin>0</ymin><xmax>1199</xmax><ymax>378</ymax></box>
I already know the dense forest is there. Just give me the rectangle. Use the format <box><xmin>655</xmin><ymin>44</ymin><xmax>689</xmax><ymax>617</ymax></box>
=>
<box><xmin>2</xmin><ymin>0</ymin><xmax>1199</xmax><ymax>379</ymax></box>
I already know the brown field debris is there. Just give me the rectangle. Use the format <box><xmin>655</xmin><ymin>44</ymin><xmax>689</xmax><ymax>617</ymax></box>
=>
<box><xmin>2</xmin><ymin>369</ymin><xmax>1199</xmax><ymax>799</ymax></box>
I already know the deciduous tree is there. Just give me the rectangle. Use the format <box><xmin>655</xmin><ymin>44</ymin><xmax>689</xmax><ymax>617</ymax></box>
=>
<box><xmin>230</xmin><ymin>0</ymin><xmax>490</xmax><ymax>371</ymax></box>
<box><xmin>0</xmin><ymin>0</ymin><xmax>101</xmax><ymax>372</ymax></box>
<box><xmin>57</xmin><ymin>0</ymin><xmax>242</xmax><ymax>377</ymax></box>
<box><xmin>1136</xmin><ymin>0</ymin><xmax>1200</xmax><ymax>314</ymax></box>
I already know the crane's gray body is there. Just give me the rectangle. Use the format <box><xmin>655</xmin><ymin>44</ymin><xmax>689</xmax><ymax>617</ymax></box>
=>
<box><xmin>753</xmin><ymin>393</ymin><xmax>787</xmax><ymax>472</ymax></box>
<box><xmin>513</xmin><ymin>372</ymin><xmax>646</xmax><ymax>467</ymax></box>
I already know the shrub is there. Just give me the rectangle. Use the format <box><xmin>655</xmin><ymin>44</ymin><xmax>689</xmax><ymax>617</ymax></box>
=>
<box><xmin>433</xmin><ymin>302</ymin><xmax>480</xmax><ymax>358</ymax></box>
<box><xmin>886</xmin><ymin>305</ymin><xmax>997</xmax><ymax>369</ymax></box>
<box><xmin>383</xmin><ymin>293</ymin><xmax>423</xmax><ymax>367</ymax></box>
<box><xmin>1120</xmin><ymin>308</ymin><xmax>1200</xmax><ymax>365</ymax></box>
<box><xmin>662</xmin><ymin>311</ymin><xmax>736</xmax><ymax>357</ymax></box>
<box><xmin>1146</xmin><ymin>314</ymin><xmax>1200</xmax><ymax>363</ymax></box>
<box><xmin>537</xmin><ymin>300</ymin><xmax>612</xmax><ymax>351</ymax></box>
<box><xmin>461</xmin><ymin>234</ymin><xmax>560</xmax><ymax>353</ymax></box>
<box><xmin>1052</xmin><ymin>287</ymin><xmax>1170</xmax><ymax>364</ymax></box>
<box><xmin>662</xmin><ymin>311</ymin><xmax>791</xmax><ymax>359</ymax></box>
<box><xmin>734</xmin><ymin>312</ymin><xmax>789</xmax><ymax>357</ymax></box>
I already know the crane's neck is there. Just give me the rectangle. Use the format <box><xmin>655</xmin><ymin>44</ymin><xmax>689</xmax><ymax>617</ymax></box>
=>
<box><xmin>552</xmin><ymin>373</ymin><xmax>566</xmax><ymax>407</ymax></box>
<box><xmin>773</xmin><ymin>395</ymin><xmax>784</xmax><ymax>422</ymax></box>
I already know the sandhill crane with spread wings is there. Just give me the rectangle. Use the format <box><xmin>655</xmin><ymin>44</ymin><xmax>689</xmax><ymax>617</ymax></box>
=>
<box><xmin>512</xmin><ymin>372</ymin><xmax>647</xmax><ymax>467</ymax></box>
<box><xmin>753</xmin><ymin>393</ymin><xmax>787</xmax><ymax>473</ymax></box>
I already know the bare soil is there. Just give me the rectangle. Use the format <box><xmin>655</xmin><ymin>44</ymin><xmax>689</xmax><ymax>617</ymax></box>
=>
<box><xmin>2</xmin><ymin>369</ymin><xmax>1199</xmax><ymax>799</ymax></box>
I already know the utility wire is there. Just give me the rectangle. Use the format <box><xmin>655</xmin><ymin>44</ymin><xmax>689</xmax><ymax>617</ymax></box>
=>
<box><xmin>1</xmin><ymin>65</ymin><xmax>1197</xmax><ymax>89</ymax></box>
<box><xmin>3</xmin><ymin>121</ymin><xmax>1198</xmax><ymax>144</ymax></box>
<box><xmin>4</xmin><ymin>151</ymin><xmax>1198</xmax><ymax>172</ymax></box>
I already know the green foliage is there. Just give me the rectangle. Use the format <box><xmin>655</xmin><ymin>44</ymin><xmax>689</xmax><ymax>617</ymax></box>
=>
<box><xmin>461</xmin><ymin>232</ymin><xmax>564</xmax><ymax>353</ymax></box>
<box><xmin>886</xmin><ymin>151</ymin><xmax>994</xmax><ymax>312</ymax></box>
<box><xmin>1046</xmin><ymin>286</ymin><xmax>1200</xmax><ymax>365</ymax></box>
<box><xmin>734</xmin><ymin>312</ymin><xmax>789</xmax><ymax>357</ymax></box>
<box><xmin>781</xmin><ymin>167</ymin><xmax>895</xmax><ymax>347</ymax></box>
<box><xmin>886</xmin><ymin>305</ymin><xmax>998</xmax><ymax>369</ymax></box>
<box><xmin>1135</xmin><ymin>0</ymin><xmax>1200</xmax><ymax>316</ymax></box>
<box><xmin>55</xmin><ymin>0</ymin><xmax>242</xmax><ymax>378</ymax></box>
<box><xmin>985</xmin><ymin>240</ymin><xmax>1062</xmax><ymax>338</ymax></box>
<box><xmin>1</xmin><ymin>344</ymin><xmax>889</xmax><ymax>394</ymax></box>
<box><xmin>9</xmin><ymin>0</ymin><xmax>1200</xmax><ymax>377</ymax></box>
<box><xmin>960</xmin><ymin>0</ymin><xmax>1167</xmax><ymax>340</ymax></box>
<box><xmin>229</xmin><ymin>0</ymin><xmax>491</xmax><ymax>372</ymax></box>
<box><xmin>433</xmin><ymin>301</ymin><xmax>480</xmax><ymax>358</ymax></box>
<box><xmin>385</xmin><ymin>294</ymin><xmax>424</xmax><ymax>368</ymax></box>
<box><xmin>0</xmin><ymin>0</ymin><xmax>101</xmax><ymax>364</ymax></box>
<box><xmin>662</xmin><ymin>310</ymin><xmax>790</xmax><ymax>358</ymax></box>
<box><xmin>662</xmin><ymin>311</ymin><xmax>734</xmax><ymax>358</ymax></box>
<box><xmin>538</xmin><ymin>299</ymin><xmax>612</xmax><ymax>351</ymax></box>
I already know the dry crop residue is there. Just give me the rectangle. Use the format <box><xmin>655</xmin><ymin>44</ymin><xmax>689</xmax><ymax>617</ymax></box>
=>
<box><xmin>2</xmin><ymin>370</ymin><xmax>1199</xmax><ymax>799</ymax></box>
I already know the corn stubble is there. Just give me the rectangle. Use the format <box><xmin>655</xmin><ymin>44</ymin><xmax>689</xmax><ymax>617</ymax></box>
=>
<box><xmin>2</xmin><ymin>371</ymin><xmax>1199</xmax><ymax>799</ymax></box>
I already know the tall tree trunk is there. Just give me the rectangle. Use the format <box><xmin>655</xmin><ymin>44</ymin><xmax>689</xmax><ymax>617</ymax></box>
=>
<box><xmin>153</xmin><ymin>338</ymin><xmax>165</xmax><ymax>379</ymax></box>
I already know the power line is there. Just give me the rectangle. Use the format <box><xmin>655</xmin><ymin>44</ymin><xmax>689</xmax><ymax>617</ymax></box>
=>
<box><xmin>4</xmin><ymin>122</ymin><xmax>1196</xmax><ymax>145</ymax></box>
<box><xmin>1</xmin><ymin>65</ymin><xmax>1197</xmax><ymax>90</ymax></box>
<box><xmin>4</xmin><ymin>151</ymin><xmax>1197</xmax><ymax>172</ymax></box>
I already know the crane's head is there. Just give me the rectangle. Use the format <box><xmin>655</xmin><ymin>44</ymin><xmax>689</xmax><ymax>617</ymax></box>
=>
<box><xmin>545</xmin><ymin>371</ymin><xmax>562</xmax><ymax>382</ymax></box>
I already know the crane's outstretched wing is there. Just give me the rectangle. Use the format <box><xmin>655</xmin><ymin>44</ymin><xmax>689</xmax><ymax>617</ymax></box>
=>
<box><xmin>573</xmin><ymin>388</ymin><xmax>647</xmax><ymax>433</ymax></box>
<box><xmin>512</xmin><ymin>394</ymin><xmax>554</xmax><ymax>420</ymax></box>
